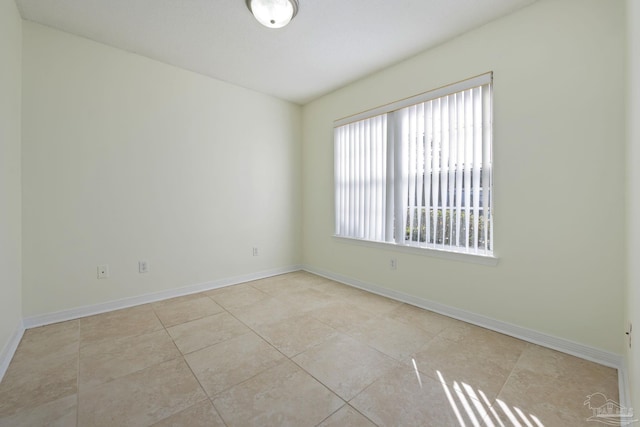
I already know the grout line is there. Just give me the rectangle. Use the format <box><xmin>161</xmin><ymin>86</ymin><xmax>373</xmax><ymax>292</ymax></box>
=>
<box><xmin>7</xmin><ymin>271</ymin><xmax>619</xmax><ymax>426</ymax></box>
<box><xmin>202</xmin><ymin>276</ymin><xmax>357</xmax><ymax>412</ymax></box>
<box><xmin>175</xmin><ymin>283</ymin><xmax>296</xmax><ymax>401</ymax></box>
<box><xmin>347</xmin><ymin>403</ymin><xmax>381</xmax><ymax>427</ymax></box>
<box><xmin>314</xmin><ymin>404</ymin><xmax>346</xmax><ymax>426</ymax></box>
<box><xmin>492</xmin><ymin>341</ymin><xmax>529</xmax><ymax>406</ymax></box>
<box><xmin>153</xmin><ymin>301</ymin><xmax>230</xmax><ymax>427</ymax></box>
<box><xmin>208</xmin><ymin>396</ymin><xmax>230</xmax><ymax>427</ymax></box>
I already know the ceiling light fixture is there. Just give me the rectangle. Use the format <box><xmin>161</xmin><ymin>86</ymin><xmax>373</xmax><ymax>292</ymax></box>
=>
<box><xmin>246</xmin><ymin>0</ymin><xmax>299</xmax><ymax>29</ymax></box>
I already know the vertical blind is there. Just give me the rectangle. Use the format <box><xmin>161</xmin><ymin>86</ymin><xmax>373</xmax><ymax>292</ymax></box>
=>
<box><xmin>334</xmin><ymin>73</ymin><xmax>493</xmax><ymax>256</ymax></box>
<box><xmin>334</xmin><ymin>114</ymin><xmax>388</xmax><ymax>243</ymax></box>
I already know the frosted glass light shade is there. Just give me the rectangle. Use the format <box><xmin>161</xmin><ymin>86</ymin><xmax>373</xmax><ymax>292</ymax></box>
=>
<box><xmin>246</xmin><ymin>0</ymin><xmax>299</xmax><ymax>29</ymax></box>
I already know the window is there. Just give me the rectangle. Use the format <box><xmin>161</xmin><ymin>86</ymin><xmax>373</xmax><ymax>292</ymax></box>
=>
<box><xmin>334</xmin><ymin>73</ymin><xmax>493</xmax><ymax>257</ymax></box>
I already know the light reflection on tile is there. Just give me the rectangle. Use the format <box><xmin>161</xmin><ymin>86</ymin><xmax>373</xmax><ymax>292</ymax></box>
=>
<box><xmin>292</xmin><ymin>333</ymin><xmax>400</xmax><ymax>400</ymax></box>
<box><xmin>492</xmin><ymin>344</ymin><xmax>620</xmax><ymax>427</ymax></box>
<box><xmin>0</xmin><ymin>272</ymin><xmax>620</xmax><ymax>426</ymax></box>
<box><xmin>350</xmin><ymin>365</ymin><xmax>475</xmax><ymax>426</ymax></box>
<box><xmin>410</xmin><ymin>328</ymin><xmax>527</xmax><ymax>401</ymax></box>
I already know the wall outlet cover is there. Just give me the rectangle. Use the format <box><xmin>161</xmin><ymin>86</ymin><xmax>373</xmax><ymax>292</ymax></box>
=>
<box><xmin>139</xmin><ymin>261</ymin><xmax>149</xmax><ymax>274</ymax></box>
<box><xmin>97</xmin><ymin>265</ymin><xmax>109</xmax><ymax>279</ymax></box>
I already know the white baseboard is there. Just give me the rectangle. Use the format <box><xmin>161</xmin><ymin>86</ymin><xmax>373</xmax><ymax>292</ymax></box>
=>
<box><xmin>23</xmin><ymin>265</ymin><xmax>302</xmax><ymax>329</ymax></box>
<box><xmin>16</xmin><ymin>263</ymin><xmax>630</xmax><ymax>410</ymax></box>
<box><xmin>304</xmin><ymin>265</ymin><xmax>631</xmax><ymax>405</ymax></box>
<box><xmin>303</xmin><ymin>264</ymin><xmax>624</xmax><ymax>371</ymax></box>
<box><xmin>618</xmin><ymin>359</ymin><xmax>633</xmax><ymax>421</ymax></box>
<box><xmin>0</xmin><ymin>321</ymin><xmax>25</xmax><ymax>382</ymax></box>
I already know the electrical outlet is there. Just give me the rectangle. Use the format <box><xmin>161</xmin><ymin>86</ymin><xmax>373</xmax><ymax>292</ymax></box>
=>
<box><xmin>390</xmin><ymin>258</ymin><xmax>397</xmax><ymax>270</ymax></box>
<box><xmin>252</xmin><ymin>247</ymin><xmax>259</xmax><ymax>256</ymax></box>
<box><xmin>627</xmin><ymin>323</ymin><xmax>633</xmax><ymax>349</ymax></box>
<box><xmin>97</xmin><ymin>265</ymin><xmax>109</xmax><ymax>279</ymax></box>
<box><xmin>138</xmin><ymin>261</ymin><xmax>149</xmax><ymax>274</ymax></box>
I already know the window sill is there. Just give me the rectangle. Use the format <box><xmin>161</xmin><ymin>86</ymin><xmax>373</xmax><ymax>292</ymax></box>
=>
<box><xmin>332</xmin><ymin>235</ymin><xmax>499</xmax><ymax>266</ymax></box>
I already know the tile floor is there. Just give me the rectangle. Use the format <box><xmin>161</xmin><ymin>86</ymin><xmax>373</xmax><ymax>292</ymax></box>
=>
<box><xmin>0</xmin><ymin>271</ymin><xmax>619</xmax><ymax>426</ymax></box>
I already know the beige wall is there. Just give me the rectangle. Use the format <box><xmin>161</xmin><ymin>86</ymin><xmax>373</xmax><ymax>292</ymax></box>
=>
<box><xmin>0</xmin><ymin>0</ymin><xmax>23</xmax><ymax>358</ymax></box>
<box><xmin>627</xmin><ymin>0</ymin><xmax>640</xmax><ymax>414</ymax></box>
<box><xmin>21</xmin><ymin>22</ymin><xmax>302</xmax><ymax>317</ymax></box>
<box><xmin>302</xmin><ymin>0</ymin><xmax>626</xmax><ymax>353</ymax></box>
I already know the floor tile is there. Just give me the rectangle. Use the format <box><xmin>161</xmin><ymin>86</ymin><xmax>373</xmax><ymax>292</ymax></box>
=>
<box><xmin>280</xmin><ymin>287</ymin><xmax>341</xmax><ymax>311</ymax></box>
<box><xmin>0</xmin><ymin>271</ymin><xmax>621</xmax><ymax>426</ymax></box>
<box><xmin>283</xmin><ymin>270</ymin><xmax>327</xmax><ymax>284</ymax></box>
<box><xmin>167</xmin><ymin>311</ymin><xmax>252</xmax><ymax>354</ymax></box>
<box><xmin>253</xmin><ymin>313</ymin><xmax>339</xmax><ymax>357</ymax></box>
<box><xmin>308</xmin><ymin>279</ymin><xmax>368</xmax><ymax>300</ymax></box>
<box><xmin>249</xmin><ymin>275</ymin><xmax>312</xmax><ymax>297</ymax></box>
<box><xmin>347</xmin><ymin>314</ymin><xmax>436</xmax><ymax>362</ymax></box>
<box><xmin>292</xmin><ymin>333</ymin><xmax>400</xmax><ymax>401</ymax></box>
<box><xmin>435</xmin><ymin>320</ymin><xmax>495</xmax><ymax>342</ymax></box>
<box><xmin>387</xmin><ymin>303</ymin><xmax>464</xmax><ymax>335</ymax></box>
<box><xmin>0</xmin><ymin>393</ymin><xmax>77</xmax><ymax>427</ymax></box>
<box><xmin>206</xmin><ymin>283</ymin><xmax>271</xmax><ymax>310</ymax></box>
<box><xmin>308</xmin><ymin>300</ymin><xmax>380</xmax><ymax>333</ymax></box>
<box><xmin>13</xmin><ymin>321</ymin><xmax>79</xmax><ymax>359</ymax></box>
<box><xmin>77</xmin><ymin>358</ymin><xmax>206</xmax><ymax>427</ymax></box>
<box><xmin>151</xmin><ymin>399</ymin><xmax>225</xmax><ymax>427</ymax></box>
<box><xmin>0</xmin><ymin>332</ymin><xmax>78</xmax><ymax>417</ymax></box>
<box><xmin>213</xmin><ymin>360</ymin><xmax>343</xmax><ymax>427</ymax></box>
<box><xmin>185</xmin><ymin>331</ymin><xmax>285</xmax><ymax>397</ymax></box>
<box><xmin>317</xmin><ymin>405</ymin><xmax>377</xmax><ymax>427</ymax></box>
<box><xmin>491</xmin><ymin>344</ymin><xmax>621</xmax><ymax>427</ymax></box>
<box><xmin>351</xmin><ymin>365</ymin><xmax>487</xmax><ymax>426</ymax></box>
<box><xmin>79</xmin><ymin>304</ymin><xmax>163</xmax><ymax>346</ymax></box>
<box><xmin>410</xmin><ymin>328</ymin><xmax>527</xmax><ymax>402</ymax></box>
<box><xmin>79</xmin><ymin>329</ymin><xmax>181</xmax><ymax>389</ymax></box>
<box><xmin>152</xmin><ymin>294</ymin><xmax>224</xmax><ymax>328</ymax></box>
<box><xmin>342</xmin><ymin>289</ymin><xmax>402</xmax><ymax>315</ymax></box>
<box><xmin>514</xmin><ymin>343</ymin><xmax>620</xmax><ymax>393</ymax></box>
<box><xmin>226</xmin><ymin>296</ymin><xmax>307</xmax><ymax>329</ymax></box>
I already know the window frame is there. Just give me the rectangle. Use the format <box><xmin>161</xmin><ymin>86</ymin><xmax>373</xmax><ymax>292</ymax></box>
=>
<box><xmin>333</xmin><ymin>72</ymin><xmax>497</xmax><ymax>263</ymax></box>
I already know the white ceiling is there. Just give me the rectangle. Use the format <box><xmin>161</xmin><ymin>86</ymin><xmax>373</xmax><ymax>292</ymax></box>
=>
<box><xmin>16</xmin><ymin>0</ymin><xmax>536</xmax><ymax>105</ymax></box>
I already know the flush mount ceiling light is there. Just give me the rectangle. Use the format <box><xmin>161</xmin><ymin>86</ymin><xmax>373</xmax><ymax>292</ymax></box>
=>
<box><xmin>246</xmin><ymin>0</ymin><xmax>299</xmax><ymax>29</ymax></box>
